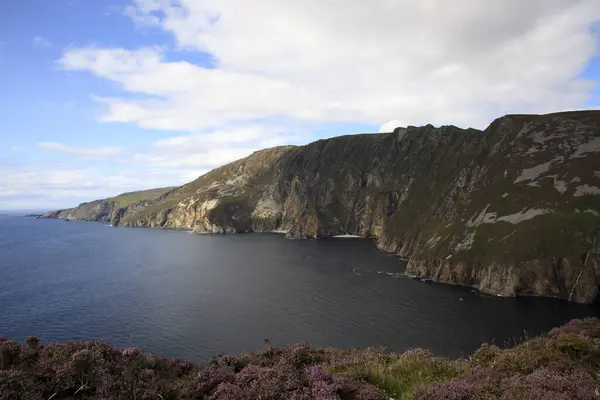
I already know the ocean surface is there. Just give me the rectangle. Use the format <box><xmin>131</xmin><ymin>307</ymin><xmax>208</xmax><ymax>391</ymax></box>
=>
<box><xmin>1</xmin><ymin>212</ymin><xmax>599</xmax><ymax>362</ymax></box>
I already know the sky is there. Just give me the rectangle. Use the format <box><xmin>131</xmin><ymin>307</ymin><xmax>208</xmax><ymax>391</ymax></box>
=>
<box><xmin>1</xmin><ymin>0</ymin><xmax>599</xmax><ymax>210</ymax></box>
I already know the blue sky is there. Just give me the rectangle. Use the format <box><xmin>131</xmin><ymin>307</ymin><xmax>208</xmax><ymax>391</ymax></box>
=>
<box><xmin>1</xmin><ymin>0</ymin><xmax>599</xmax><ymax>210</ymax></box>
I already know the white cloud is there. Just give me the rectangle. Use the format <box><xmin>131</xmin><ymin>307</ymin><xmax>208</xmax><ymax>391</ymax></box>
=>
<box><xmin>33</xmin><ymin>36</ymin><xmax>53</xmax><ymax>49</ymax></box>
<box><xmin>9</xmin><ymin>126</ymin><xmax>296</xmax><ymax>209</ymax></box>
<box><xmin>0</xmin><ymin>166</ymin><xmax>194</xmax><ymax>210</ymax></box>
<box><xmin>0</xmin><ymin>167</ymin><xmax>106</xmax><ymax>209</ymax></box>
<box><xmin>13</xmin><ymin>0</ymin><xmax>600</xmax><ymax>209</ymax></box>
<box><xmin>379</xmin><ymin>120</ymin><xmax>406</xmax><ymax>133</ymax></box>
<box><xmin>61</xmin><ymin>48</ymin><xmax>336</xmax><ymax>130</ymax></box>
<box><xmin>37</xmin><ymin>142</ymin><xmax>122</xmax><ymax>158</ymax></box>
<box><xmin>59</xmin><ymin>0</ymin><xmax>600</xmax><ymax>132</ymax></box>
<box><xmin>129</xmin><ymin>124</ymin><xmax>297</xmax><ymax>169</ymax></box>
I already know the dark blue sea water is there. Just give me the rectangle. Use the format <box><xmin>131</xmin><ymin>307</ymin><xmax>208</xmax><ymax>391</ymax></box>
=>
<box><xmin>1</xmin><ymin>213</ymin><xmax>599</xmax><ymax>362</ymax></box>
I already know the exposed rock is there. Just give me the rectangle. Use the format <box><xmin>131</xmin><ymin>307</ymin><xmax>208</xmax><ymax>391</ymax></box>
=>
<box><xmin>39</xmin><ymin>187</ymin><xmax>175</xmax><ymax>224</ymax></box>
<box><xmin>496</xmin><ymin>208</ymin><xmax>552</xmax><ymax>224</ymax></box>
<box><xmin>513</xmin><ymin>157</ymin><xmax>563</xmax><ymax>183</ymax></box>
<box><xmin>43</xmin><ymin>111</ymin><xmax>600</xmax><ymax>303</ymax></box>
<box><xmin>574</xmin><ymin>185</ymin><xmax>600</xmax><ymax>197</ymax></box>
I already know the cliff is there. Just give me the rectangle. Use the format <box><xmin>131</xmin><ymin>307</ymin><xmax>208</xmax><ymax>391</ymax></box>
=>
<box><xmin>41</xmin><ymin>187</ymin><xmax>175</xmax><ymax>224</ymax></box>
<box><xmin>2</xmin><ymin>319</ymin><xmax>599</xmax><ymax>399</ymax></box>
<box><xmin>43</xmin><ymin>111</ymin><xmax>600</xmax><ymax>303</ymax></box>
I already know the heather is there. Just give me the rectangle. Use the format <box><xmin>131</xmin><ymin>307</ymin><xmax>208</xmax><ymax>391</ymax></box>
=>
<box><xmin>2</xmin><ymin>319</ymin><xmax>600</xmax><ymax>399</ymax></box>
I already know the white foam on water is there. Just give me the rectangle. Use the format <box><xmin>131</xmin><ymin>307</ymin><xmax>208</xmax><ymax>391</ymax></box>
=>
<box><xmin>332</xmin><ymin>234</ymin><xmax>364</xmax><ymax>238</ymax></box>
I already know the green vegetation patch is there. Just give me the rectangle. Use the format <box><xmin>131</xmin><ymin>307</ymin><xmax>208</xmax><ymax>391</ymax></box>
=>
<box><xmin>110</xmin><ymin>187</ymin><xmax>176</xmax><ymax>209</ymax></box>
<box><xmin>456</xmin><ymin>211</ymin><xmax>599</xmax><ymax>263</ymax></box>
<box><xmin>327</xmin><ymin>349</ymin><xmax>461</xmax><ymax>400</ymax></box>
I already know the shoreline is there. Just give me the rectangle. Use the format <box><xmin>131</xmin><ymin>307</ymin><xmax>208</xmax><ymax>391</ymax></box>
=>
<box><xmin>30</xmin><ymin>215</ymin><xmax>600</xmax><ymax>305</ymax></box>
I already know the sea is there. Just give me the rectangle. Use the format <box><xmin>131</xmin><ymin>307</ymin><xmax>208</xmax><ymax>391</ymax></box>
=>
<box><xmin>1</xmin><ymin>212</ymin><xmax>598</xmax><ymax>362</ymax></box>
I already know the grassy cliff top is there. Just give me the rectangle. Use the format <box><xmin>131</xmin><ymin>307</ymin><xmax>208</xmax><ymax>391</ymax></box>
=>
<box><xmin>2</xmin><ymin>319</ymin><xmax>599</xmax><ymax>399</ymax></box>
<box><xmin>108</xmin><ymin>187</ymin><xmax>177</xmax><ymax>208</ymax></box>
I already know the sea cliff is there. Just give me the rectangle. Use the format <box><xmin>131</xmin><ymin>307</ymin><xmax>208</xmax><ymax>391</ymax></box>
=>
<box><xmin>42</xmin><ymin>111</ymin><xmax>600</xmax><ymax>303</ymax></box>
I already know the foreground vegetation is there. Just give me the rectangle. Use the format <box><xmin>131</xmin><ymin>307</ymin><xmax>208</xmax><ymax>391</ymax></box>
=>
<box><xmin>2</xmin><ymin>319</ymin><xmax>600</xmax><ymax>399</ymax></box>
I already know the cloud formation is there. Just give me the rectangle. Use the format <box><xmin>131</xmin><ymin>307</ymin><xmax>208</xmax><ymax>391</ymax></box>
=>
<box><xmin>7</xmin><ymin>0</ymin><xmax>600</xmax><ymax>209</ymax></box>
<box><xmin>37</xmin><ymin>142</ymin><xmax>122</xmax><ymax>158</ymax></box>
<box><xmin>33</xmin><ymin>36</ymin><xmax>53</xmax><ymax>49</ymax></box>
<box><xmin>0</xmin><ymin>166</ymin><xmax>193</xmax><ymax>210</ymax></box>
<box><xmin>129</xmin><ymin>124</ymin><xmax>298</xmax><ymax>169</ymax></box>
<box><xmin>62</xmin><ymin>0</ymin><xmax>600</xmax><ymax>131</ymax></box>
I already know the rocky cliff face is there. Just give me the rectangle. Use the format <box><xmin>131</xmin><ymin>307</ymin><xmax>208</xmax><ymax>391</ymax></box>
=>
<box><xmin>43</xmin><ymin>111</ymin><xmax>600</xmax><ymax>303</ymax></box>
<box><xmin>41</xmin><ymin>187</ymin><xmax>175</xmax><ymax>225</ymax></box>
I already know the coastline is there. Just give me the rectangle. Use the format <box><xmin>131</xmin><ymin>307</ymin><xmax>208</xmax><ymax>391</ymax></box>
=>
<box><xmin>31</xmin><ymin>215</ymin><xmax>600</xmax><ymax>304</ymax></box>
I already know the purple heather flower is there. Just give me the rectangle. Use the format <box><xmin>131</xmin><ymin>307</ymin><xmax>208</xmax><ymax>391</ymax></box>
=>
<box><xmin>122</xmin><ymin>347</ymin><xmax>140</xmax><ymax>360</ymax></box>
<box><xmin>25</xmin><ymin>336</ymin><xmax>39</xmax><ymax>349</ymax></box>
<box><xmin>0</xmin><ymin>340</ymin><xmax>21</xmax><ymax>368</ymax></box>
<box><xmin>209</xmin><ymin>382</ymin><xmax>245</xmax><ymax>400</ymax></box>
<box><xmin>140</xmin><ymin>368</ymin><xmax>155</xmax><ymax>380</ymax></box>
<box><xmin>71</xmin><ymin>349</ymin><xmax>92</xmax><ymax>374</ymax></box>
<box><xmin>308</xmin><ymin>365</ymin><xmax>330</xmax><ymax>382</ymax></box>
<box><xmin>169</xmin><ymin>357</ymin><xmax>194</xmax><ymax>376</ymax></box>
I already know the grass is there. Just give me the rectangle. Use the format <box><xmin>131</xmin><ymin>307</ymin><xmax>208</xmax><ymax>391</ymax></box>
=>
<box><xmin>328</xmin><ymin>349</ymin><xmax>462</xmax><ymax>399</ymax></box>
<box><xmin>450</xmin><ymin>210</ymin><xmax>599</xmax><ymax>265</ymax></box>
<box><xmin>109</xmin><ymin>187</ymin><xmax>176</xmax><ymax>209</ymax></box>
<box><xmin>3</xmin><ymin>318</ymin><xmax>600</xmax><ymax>398</ymax></box>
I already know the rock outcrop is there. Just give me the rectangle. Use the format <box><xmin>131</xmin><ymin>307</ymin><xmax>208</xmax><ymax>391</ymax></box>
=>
<box><xmin>43</xmin><ymin>111</ymin><xmax>600</xmax><ymax>303</ymax></box>
<box><xmin>41</xmin><ymin>187</ymin><xmax>175</xmax><ymax>225</ymax></box>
